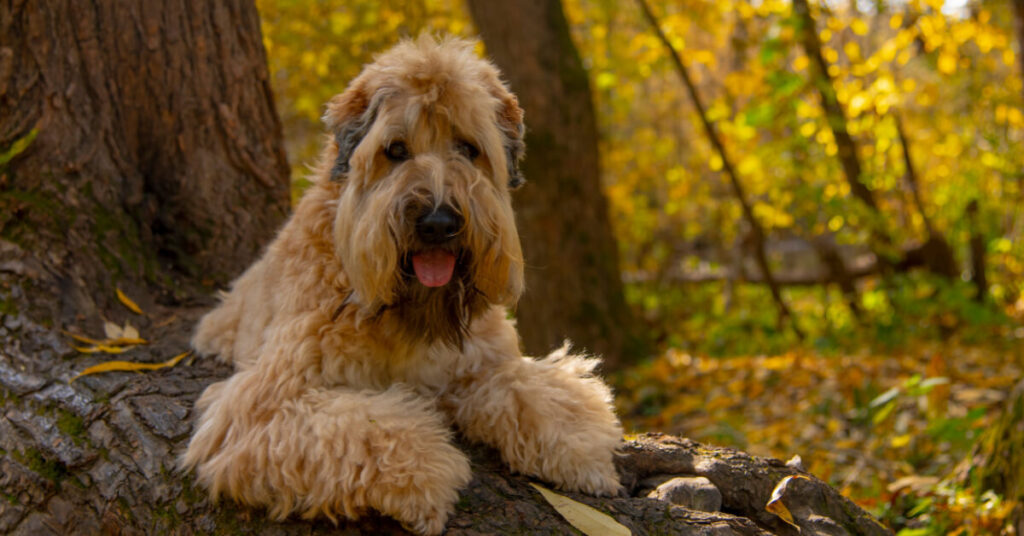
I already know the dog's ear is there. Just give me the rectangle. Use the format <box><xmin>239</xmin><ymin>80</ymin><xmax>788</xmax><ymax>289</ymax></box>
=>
<box><xmin>324</xmin><ymin>85</ymin><xmax>374</xmax><ymax>181</ymax></box>
<box><xmin>497</xmin><ymin>93</ymin><xmax>526</xmax><ymax>190</ymax></box>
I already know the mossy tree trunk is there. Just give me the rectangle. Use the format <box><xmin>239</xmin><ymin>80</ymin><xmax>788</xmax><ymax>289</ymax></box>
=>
<box><xmin>0</xmin><ymin>0</ymin><xmax>291</xmax><ymax>325</ymax></box>
<box><xmin>963</xmin><ymin>380</ymin><xmax>1024</xmax><ymax>532</ymax></box>
<box><xmin>466</xmin><ymin>0</ymin><xmax>647</xmax><ymax>370</ymax></box>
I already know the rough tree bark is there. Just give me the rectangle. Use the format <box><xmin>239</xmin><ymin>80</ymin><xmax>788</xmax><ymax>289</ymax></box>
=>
<box><xmin>0</xmin><ymin>0</ymin><xmax>291</xmax><ymax>324</ymax></box>
<box><xmin>0</xmin><ymin>1</ymin><xmax>889</xmax><ymax>534</ymax></box>
<box><xmin>466</xmin><ymin>0</ymin><xmax>646</xmax><ymax>370</ymax></box>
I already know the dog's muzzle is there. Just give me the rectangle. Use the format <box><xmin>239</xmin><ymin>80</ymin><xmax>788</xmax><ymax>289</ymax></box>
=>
<box><xmin>415</xmin><ymin>205</ymin><xmax>462</xmax><ymax>245</ymax></box>
<box><xmin>410</xmin><ymin>205</ymin><xmax>462</xmax><ymax>288</ymax></box>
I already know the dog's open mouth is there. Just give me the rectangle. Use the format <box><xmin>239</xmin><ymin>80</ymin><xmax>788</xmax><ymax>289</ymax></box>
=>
<box><xmin>411</xmin><ymin>249</ymin><xmax>456</xmax><ymax>287</ymax></box>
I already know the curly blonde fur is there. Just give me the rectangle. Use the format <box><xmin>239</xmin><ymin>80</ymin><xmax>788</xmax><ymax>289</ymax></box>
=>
<box><xmin>182</xmin><ymin>36</ymin><xmax>622</xmax><ymax>535</ymax></box>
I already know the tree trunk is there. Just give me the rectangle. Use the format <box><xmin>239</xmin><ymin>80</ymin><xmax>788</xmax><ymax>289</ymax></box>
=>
<box><xmin>1015</xmin><ymin>0</ymin><xmax>1024</xmax><ymax>105</ymax></box>
<box><xmin>961</xmin><ymin>379</ymin><xmax>1024</xmax><ymax>532</ymax></box>
<box><xmin>893</xmin><ymin>114</ymin><xmax>957</xmax><ymax>279</ymax></box>
<box><xmin>0</xmin><ymin>0</ymin><xmax>291</xmax><ymax>326</ymax></box>
<box><xmin>466</xmin><ymin>0</ymin><xmax>646</xmax><ymax>370</ymax></box>
<box><xmin>966</xmin><ymin>200</ymin><xmax>987</xmax><ymax>302</ymax></box>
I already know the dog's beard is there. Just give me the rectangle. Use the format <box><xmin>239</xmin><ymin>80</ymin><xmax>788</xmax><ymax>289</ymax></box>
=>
<box><xmin>383</xmin><ymin>249</ymin><xmax>489</xmax><ymax>348</ymax></box>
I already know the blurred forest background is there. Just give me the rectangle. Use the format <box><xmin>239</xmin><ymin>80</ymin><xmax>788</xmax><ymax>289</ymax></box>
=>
<box><xmin>256</xmin><ymin>0</ymin><xmax>1023</xmax><ymax>533</ymax></box>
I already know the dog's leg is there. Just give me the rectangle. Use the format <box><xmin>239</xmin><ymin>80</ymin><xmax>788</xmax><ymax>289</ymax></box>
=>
<box><xmin>192</xmin><ymin>261</ymin><xmax>275</xmax><ymax>367</ymax></box>
<box><xmin>183</xmin><ymin>367</ymin><xmax>471</xmax><ymax>535</ymax></box>
<box><xmin>445</xmin><ymin>334</ymin><xmax>622</xmax><ymax>496</ymax></box>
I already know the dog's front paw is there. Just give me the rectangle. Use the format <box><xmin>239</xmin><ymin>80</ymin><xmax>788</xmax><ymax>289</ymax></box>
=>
<box><xmin>553</xmin><ymin>455</ymin><xmax>622</xmax><ymax>497</ymax></box>
<box><xmin>377</xmin><ymin>476</ymin><xmax>461</xmax><ymax>536</ymax></box>
<box><xmin>396</xmin><ymin>501</ymin><xmax>450</xmax><ymax>536</ymax></box>
<box><xmin>367</xmin><ymin>434</ymin><xmax>472</xmax><ymax>535</ymax></box>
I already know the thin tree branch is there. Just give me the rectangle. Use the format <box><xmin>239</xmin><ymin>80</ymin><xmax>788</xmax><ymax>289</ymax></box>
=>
<box><xmin>893</xmin><ymin>113</ymin><xmax>934</xmax><ymax>237</ymax></box>
<box><xmin>635</xmin><ymin>0</ymin><xmax>804</xmax><ymax>340</ymax></box>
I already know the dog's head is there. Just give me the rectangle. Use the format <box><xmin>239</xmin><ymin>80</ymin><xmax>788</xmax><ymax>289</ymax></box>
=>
<box><xmin>323</xmin><ymin>36</ymin><xmax>526</xmax><ymax>346</ymax></box>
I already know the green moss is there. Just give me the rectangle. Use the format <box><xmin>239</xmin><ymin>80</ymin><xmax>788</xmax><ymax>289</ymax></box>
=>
<box><xmin>152</xmin><ymin>501</ymin><xmax>181</xmax><ymax>529</ymax></box>
<box><xmin>0</xmin><ymin>187</ymin><xmax>65</xmax><ymax>248</ymax></box>
<box><xmin>180</xmin><ymin>475</ymin><xmax>204</xmax><ymax>505</ymax></box>
<box><xmin>0</xmin><ymin>388</ymin><xmax>17</xmax><ymax>405</ymax></box>
<box><xmin>117</xmin><ymin>496</ymin><xmax>135</xmax><ymax>522</ymax></box>
<box><xmin>14</xmin><ymin>447</ymin><xmax>68</xmax><ymax>486</ymax></box>
<box><xmin>0</xmin><ymin>296</ymin><xmax>17</xmax><ymax>316</ymax></box>
<box><xmin>2</xmin><ymin>491</ymin><xmax>17</xmax><ymax>505</ymax></box>
<box><xmin>56</xmin><ymin>409</ymin><xmax>86</xmax><ymax>444</ymax></box>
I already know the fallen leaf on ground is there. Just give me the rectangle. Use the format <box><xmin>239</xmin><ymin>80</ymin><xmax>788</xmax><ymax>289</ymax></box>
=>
<box><xmin>64</xmin><ymin>328</ymin><xmax>147</xmax><ymax>348</ymax></box>
<box><xmin>766</xmin><ymin>475</ymin><xmax>813</xmax><ymax>531</ymax></box>
<box><xmin>73</xmin><ymin>344</ymin><xmax>135</xmax><ymax>354</ymax></box>
<box><xmin>153</xmin><ymin>314</ymin><xmax>178</xmax><ymax>328</ymax></box>
<box><xmin>122</xmin><ymin>323</ymin><xmax>140</xmax><ymax>340</ymax></box>
<box><xmin>529</xmin><ymin>483</ymin><xmax>631</xmax><ymax>536</ymax></box>
<box><xmin>62</xmin><ymin>331</ymin><xmax>105</xmax><ymax>346</ymax></box>
<box><xmin>116</xmin><ymin>288</ymin><xmax>144</xmax><ymax>315</ymax></box>
<box><xmin>70</xmin><ymin>350</ymin><xmax>192</xmax><ymax>383</ymax></box>
<box><xmin>104</xmin><ymin>321</ymin><xmax>123</xmax><ymax>339</ymax></box>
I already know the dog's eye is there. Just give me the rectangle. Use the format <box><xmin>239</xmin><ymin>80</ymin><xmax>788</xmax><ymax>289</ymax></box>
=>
<box><xmin>455</xmin><ymin>140</ymin><xmax>480</xmax><ymax>161</ymax></box>
<box><xmin>384</xmin><ymin>141</ymin><xmax>411</xmax><ymax>162</ymax></box>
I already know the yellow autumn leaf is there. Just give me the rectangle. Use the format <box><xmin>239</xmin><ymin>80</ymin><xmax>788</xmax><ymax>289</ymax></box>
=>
<box><xmin>766</xmin><ymin>475</ymin><xmax>812</xmax><ymax>531</ymax></box>
<box><xmin>709</xmin><ymin>154</ymin><xmax>723</xmax><ymax>171</ymax></box>
<box><xmin>73</xmin><ymin>344</ymin><xmax>135</xmax><ymax>354</ymax></box>
<box><xmin>104</xmin><ymin>321</ymin><xmax>124</xmax><ymax>340</ymax></box>
<box><xmin>107</xmin><ymin>337</ymin><xmax>148</xmax><ymax>346</ymax></box>
<box><xmin>70</xmin><ymin>351</ymin><xmax>192</xmax><ymax>383</ymax></box>
<box><xmin>529</xmin><ymin>483</ymin><xmax>631</xmax><ymax>536</ymax></box>
<box><xmin>66</xmin><ymin>328</ymin><xmax>147</xmax><ymax>347</ymax></box>
<box><xmin>890</xmin><ymin>434</ymin><xmax>912</xmax><ymax>448</ymax></box>
<box><xmin>62</xmin><ymin>331</ymin><xmax>105</xmax><ymax>346</ymax></box>
<box><xmin>116</xmin><ymin>288</ymin><xmax>144</xmax><ymax>315</ymax></box>
<box><xmin>937</xmin><ymin>51</ymin><xmax>957</xmax><ymax>75</ymax></box>
<box><xmin>122</xmin><ymin>323</ymin><xmax>140</xmax><ymax>340</ymax></box>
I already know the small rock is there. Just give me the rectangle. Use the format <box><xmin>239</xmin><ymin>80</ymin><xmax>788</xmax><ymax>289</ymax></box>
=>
<box><xmin>3</xmin><ymin>314</ymin><xmax>22</xmax><ymax>331</ymax></box>
<box><xmin>647</xmin><ymin>476</ymin><xmax>722</xmax><ymax>512</ymax></box>
<box><xmin>0</xmin><ymin>360</ymin><xmax>46</xmax><ymax>395</ymax></box>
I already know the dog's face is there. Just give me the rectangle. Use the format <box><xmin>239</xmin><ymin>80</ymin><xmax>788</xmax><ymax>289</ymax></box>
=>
<box><xmin>323</xmin><ymin>37</ymin><xmax>526</xmax><ymax>346</ymax></box>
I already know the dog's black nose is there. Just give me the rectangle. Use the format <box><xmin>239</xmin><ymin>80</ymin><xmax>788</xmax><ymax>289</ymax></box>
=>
<box><xmin>416</xmin><ymin>206</ymin><xmax>462</xmax><ymax>244</ymax></box>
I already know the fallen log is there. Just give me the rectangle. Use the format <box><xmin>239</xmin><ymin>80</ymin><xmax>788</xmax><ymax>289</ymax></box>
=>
<box><xmin>0</xmin><ymin>309</ymin><xmax>891</xmax><ymax>535</ymax></box>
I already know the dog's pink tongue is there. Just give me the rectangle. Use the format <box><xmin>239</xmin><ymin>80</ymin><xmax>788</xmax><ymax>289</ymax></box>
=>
<box><xmin>412</xmin><ymin>250</ymin><xmax>456</xmax><ymax>287</ymax></box>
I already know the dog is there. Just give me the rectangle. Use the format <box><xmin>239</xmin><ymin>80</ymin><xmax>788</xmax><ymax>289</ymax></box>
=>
<box><xmin>181</xmin><ymin>35</ymin><xmax>623</xmax><ymax>535</ymax></box>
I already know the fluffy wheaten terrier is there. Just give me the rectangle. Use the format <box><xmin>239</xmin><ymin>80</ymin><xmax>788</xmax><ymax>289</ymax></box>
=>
<box><xmin>182</xmin><ymin>36</ymin><xmax>623</xmax><ymax>535</ymax></box>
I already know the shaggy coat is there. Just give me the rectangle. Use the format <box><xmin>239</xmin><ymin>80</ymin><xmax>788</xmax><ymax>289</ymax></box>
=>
<box><xmin>182</xmin><ymin>36</ymin><xmax>622</xmax><ymax>535</ymax></box>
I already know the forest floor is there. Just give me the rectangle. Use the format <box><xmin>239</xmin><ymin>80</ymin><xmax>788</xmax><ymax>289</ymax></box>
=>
<box><xmin>614</xmin><ymin>335</ymin><xmax>1024</xmax><ymax>534</ymax></box>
